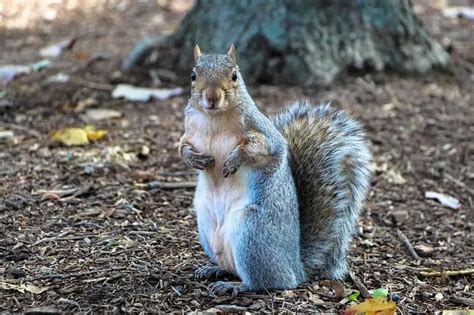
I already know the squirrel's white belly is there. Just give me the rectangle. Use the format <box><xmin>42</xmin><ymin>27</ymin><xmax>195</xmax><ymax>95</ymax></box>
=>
<box><xmin>192</xmin><ymin>133</ymin><xmax>250</xmax><ymax>273</ymax></box>
<box><xmin>195</xmin><ymin>170</ymin><xmax>250</xmax><ymax>273</ymax></box>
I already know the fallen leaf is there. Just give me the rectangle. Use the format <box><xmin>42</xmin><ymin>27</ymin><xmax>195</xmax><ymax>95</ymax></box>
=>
<box><xmin>0</xmin><ymin>281</ymin><xmax>49</xmax><ymax>294</ymax></box>
<box><xmin>425</xmin><ymin>191</ymin><xmax>460</xmax><ymax>209</ymax></box>
<box><xmin>111</xmin><ymin>84</ymin><xmax>183</xmax><ymax>102</ymax></box>
<box><xmin>0</xmin><ymin>130</ymin><xmax>14</xmax><ymax>138</ymax></box>
<box><xmin>373</xmin><ymin>288</ymin><xmax>389</xmax><ymax>299</ymax></box>
<box><xmin>281</xmin><ymin>290</ymin><xmax>296</xmax><ymax>298</ymax></box>
<box><xmin>84</xmin><ymin>126</ymin><xmax>108</xmax><ymax>141</ymax></box>
<box><xmin>0</xmin><ymin>60</ymin><xmax>53</xmax><ymax>85</ymax></box>
<box><xmin>40</xmin><ymin>38</ymin><xmax>76</xmax><ymax>58</ymax></box>
<box><xmin>74</xmin><ymin>97</ymin><xmax>98</xmax><ymax>113</ymax></box>
<box><xmin>46</xmin><ymin>73</ymin><xmax>70</xmax><ymax>83</ymax></box>
<box><xmin>414</xmin><ymin>244</ymin><xmax>435</xmax><ymax>256</ymax></box>
<box><xmin>51</xmin><ymin>128</ymin><xmax>89</xmax><ymax>146</ymax></box>
<box><xmin>0</xmin><ymin>65</ymin><xmax>31</xmax><ymax>84</ymax></box>
<box><xmin>390</xmin><ymin>210</ymin><xmax>409</xmax><ymax>226</ymax></box>
<box><xmin>85</xmin><ymin>108</ymin><xmax>122</xmax><ymax>121</ymax></box>
<box><xmin>443</xmin><ymin>7</ymin><xmax>474</xmax><ymax>20</ymax></box>
<box><xmin>31</xmin><ymin>59</ymin><xmax>53</xmax><ymax>71</ymax></box>
<box><xmin>384</xmin><ymin>169</ymin><xmax>406</xmax><ymax>185</ymax></box>
<box><xmin>347</xmin><ymin>291</ymin><xmax>360</xmax><ymax>302</ymax></box>
<box><xmin>344</xmin><ymin>298</ymin><xmax>396</xmax><ymax>315</ymax></box>
<box><xmin>106</xmin><ymin>146</ymin><xmax>137</xmax><ymax>165</ymax></box>
<box><xmin>51</xmin><ymin>126</ymin><xmax>107</xmax><ymax>146</ymax></box>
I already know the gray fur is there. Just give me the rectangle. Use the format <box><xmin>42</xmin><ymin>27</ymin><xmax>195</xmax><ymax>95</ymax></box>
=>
<box><xmin>273</xmin><ymin>101</ymin><xmax>372</xmax><ymax>280</ymax></box>
<box><xmin>224</xmin><ymin>84</ymin><xmax>306</xmax><ymax>290</ymax></box>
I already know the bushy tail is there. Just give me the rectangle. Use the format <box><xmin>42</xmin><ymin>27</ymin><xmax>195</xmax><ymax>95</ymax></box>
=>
<box><xmin>272</xmin><ymin>102</ymin><xmax>372</xmax><ymax>280</ymax></box>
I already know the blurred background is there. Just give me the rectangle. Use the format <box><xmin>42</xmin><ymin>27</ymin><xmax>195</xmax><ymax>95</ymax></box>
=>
<box><xmin>1</xmin><ymin>0</ymin><xmax>473</xmax><ymax>313</ymax></box>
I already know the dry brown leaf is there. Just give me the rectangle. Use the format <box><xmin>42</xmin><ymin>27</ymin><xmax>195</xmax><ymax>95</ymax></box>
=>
<box><xmin>0</xmin><ymin>281</ymin><xmax>49</xmax><ymax>294</ymax></box>
<box><xmin>85</xmin><ymin>108</ymin><xmax>122</xmax><ymax>121</ymax></box>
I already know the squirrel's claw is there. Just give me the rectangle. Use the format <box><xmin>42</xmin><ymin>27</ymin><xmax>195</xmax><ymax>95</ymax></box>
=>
<box><xmin>184</xmin><ymin>151</ymin><xmax>215</xmax><ymax>170</ymax></box>
<box><xmin>208</xmin><ymin>281</ymin><xmax>242</xmax><ymax>297</ymax></box>
<box><xmin>194</xmin><ymin>265</ymin><xmax>232</xmax><ymax>280</ymax></box>
<box><xmin>223</xmin><ymin>150</ymin><xmax>243</xmax><ymax>177</ymax></box>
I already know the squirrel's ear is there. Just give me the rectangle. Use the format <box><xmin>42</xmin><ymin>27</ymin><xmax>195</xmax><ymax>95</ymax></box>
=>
<box><xmin>227</xmin><ymin>44</ymin><xmax>237</xmax><ymax>64</ymax></box>
<box><xmin>194</xmin><ymin>45</ymin><xmax>202</xmax><ymax>63</ymax></box>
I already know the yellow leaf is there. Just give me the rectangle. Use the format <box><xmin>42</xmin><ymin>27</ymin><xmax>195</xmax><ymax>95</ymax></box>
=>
<box><xmin>344</xmin><ymin>298</ymin><xmax>396</xmax><ymax>315</ymax></box>
<box><xmin>86</xmin><ymin>129</ymin><xmax>107</xmax><ymax>141</ymax></box>
<box><xmin>51</xmin><ymin>128</ymin><xmax>89</xmax><ymax>146</ymax></box>
<box><xmin>51</xmin><ymin>126</ymin><xmax>107</xmax><ymax>146</ymax></box>
<box><xmin>83</xmin><ymin>125</ymin><xmax>96</xmax><ymax>132</ymax></box>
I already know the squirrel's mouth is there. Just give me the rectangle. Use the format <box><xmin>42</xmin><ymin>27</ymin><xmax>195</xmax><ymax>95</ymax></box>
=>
<box><xmin>200</xmin><ymin>96</ymin><xmax>226</xmax><ymax>113</ymax></box>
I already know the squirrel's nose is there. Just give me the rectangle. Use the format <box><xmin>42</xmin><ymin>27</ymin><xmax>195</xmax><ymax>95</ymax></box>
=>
<box><xmin>203</xmin><ymin>88</ymin><xmax>223</xmax><ymax>109</ymax></box>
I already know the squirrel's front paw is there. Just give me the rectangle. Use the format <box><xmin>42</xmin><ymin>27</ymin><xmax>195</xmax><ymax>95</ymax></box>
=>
<box><xmin>183</xmin><ymin>149</ymin><xmax>215</xmax><ymax>170</ymax></box>
<box><xmin>223</xmin><ymin>149</ymin><xmax>243</xmax><ymax>177</ymax></box>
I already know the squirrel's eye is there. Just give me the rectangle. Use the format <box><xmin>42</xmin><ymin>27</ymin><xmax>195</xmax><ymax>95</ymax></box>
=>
<box><xmin>231</xmin><ymin>71</ymin><xmax>238</xmax><ymax>81</ymax></box>
<box><xmin>191</xmin><ymin>71</ymin><xmax>196</xmax><ymax>81</ymax></box>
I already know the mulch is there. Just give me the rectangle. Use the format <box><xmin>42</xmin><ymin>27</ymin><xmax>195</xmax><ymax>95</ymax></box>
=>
<box><xmin>1</xmin><ymin>0</ymin><xmax>473</xmax><ymax>313</ymax></box>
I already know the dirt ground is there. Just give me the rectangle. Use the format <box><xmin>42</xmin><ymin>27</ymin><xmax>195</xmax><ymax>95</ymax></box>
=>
<box><xmin>0</xmin><ymin>0</ymin><xmax>473</xmax><ymax>313</ymax></box>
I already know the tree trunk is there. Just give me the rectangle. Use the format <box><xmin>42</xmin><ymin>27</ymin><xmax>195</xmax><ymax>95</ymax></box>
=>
<box><xmin>124</xmin><ymin>0</ymin><xmax>450</xmax><ymax>86</ymax></box>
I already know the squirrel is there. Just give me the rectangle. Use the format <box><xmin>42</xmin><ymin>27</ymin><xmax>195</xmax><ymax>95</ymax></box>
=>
<box><xmin>178</xmin><ymin>45</ymin><xmax>372</xmax><ymax>296</ymax></box>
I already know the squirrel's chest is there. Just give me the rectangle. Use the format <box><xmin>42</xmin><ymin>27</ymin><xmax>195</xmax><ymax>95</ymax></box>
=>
<box><xmin>189</xmin><ymin>114</ymin><xmax>244</xmax><ymax>170</ymax></box>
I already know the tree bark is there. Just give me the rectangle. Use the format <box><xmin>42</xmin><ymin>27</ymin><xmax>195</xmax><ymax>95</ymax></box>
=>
<box><xmin>124</xmin><ymin>0</ymin><xmax>450</xmax><ymax>86</ymax></box>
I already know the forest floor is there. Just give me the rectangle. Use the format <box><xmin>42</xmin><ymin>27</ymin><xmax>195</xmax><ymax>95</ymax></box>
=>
<box><xmin>1</xmin><ymin>0</ymin><xmax>473</xmax><ymax>313</ymax></box>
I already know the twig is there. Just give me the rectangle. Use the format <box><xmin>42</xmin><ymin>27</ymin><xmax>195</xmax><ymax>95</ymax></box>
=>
<box><xmin>135</xmin><ymin>181</ymin><xmax>196</xmax><ymax>190</ymax></box>
<box><xmin>158</xmin><ymin>170</ymin><xmax>196</xmax><ymax>177</ymax></box>
<box><xmin>60</xmin><ymin>182</ymin><xmax>93</xmax><ymax>200</ymax></box>
<box><xmin>451</xmin><ymin>296</ymin><xmax>474</xmax><ymax>306</ymax></box>
<box><xmin>419</xmin><ymin>268</ymin><xmax>474</xmax><ymax>278</ymax></box>
<box><xmin>33</xmin><ymin>182</ymin><xmax>92</xmax><ymax>200</ymax></box>
<box><xmin>396</xmin><ymin>229</ymin><xmax>422</xmax><ymax>261</ymax></box>
<box><xmin>349</xmin><ymin>272</ymin><xmax>371</xmax><ymax>298</ymax></box>
<box><xmin>0</xmin><ymin>122</ymin><xmax>42</xmax><ymax>138</ymax></box>
<box><xmin>29</xmin><ymin>267</ymin><xmax>128</xmax><ymax>281</ymax></box>
<box><xmin>71</xmin><ymin>77</ymin><xmax>114</xmax><ymax>91</ymax></box>
<box><xmin>31</xmin><ymin>234</ymin><xmax>95</xmax><ymax>246</ymax></box>
<box><xmin>444</xmin><ymin>173</ymin><xmax>474</xmax><ymax>196</ymax></box>
<box><xmin>32</xmin><ymin>188</ymin><xmax>78</xmax><ymax>197</ymax></box>
<box><xmin>57</xmin><ymin>298</ymin><xmax>80</xmax><ymax>308</ymax></box>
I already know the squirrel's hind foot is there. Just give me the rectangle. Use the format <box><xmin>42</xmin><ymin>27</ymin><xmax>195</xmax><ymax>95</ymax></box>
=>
<box><xmin>208</xmin><ymin>281</ymin><xmax>248</xmax><ymax>297</ymax></box>
<box><xmin>194</xmin><ymin>265</ymin><xmax>233</xmax><ymax>280</ymax></box>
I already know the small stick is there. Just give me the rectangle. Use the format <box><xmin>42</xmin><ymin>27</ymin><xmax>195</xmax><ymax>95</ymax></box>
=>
<box><xmin>60</xmin><ymin>182</ymin><xmax>92</xmax><ymax>200</ymax></box>
<box><xmin>33</xmin><ymin>188</ymin><xmax>78</xmax><ymax>197</ymax></box>
<box><xmin>0</xmin><ymin>122</ymin><xmax>42</xmax><ymax>138</ymax></box>
<box><xmin>29</xmin><ymin>267</ymin><xmax>128</xmax><ymax>281</ymax></box>
<box><xmin>444</xmin><ymin>173</ymin><xmax>474</xmax><ymax>196</ymax></box>
<box><xmin>396</xmin><ymin>229</ymin><xmax>422</xmax><ymax>261</ymax></box>
<box><xmin>451</xmin><ymin>296</ymin><xmax>474</xmax><ymax>307</ymax></box>
<box><xmin>419</xmin><ymin>268</ymin><xmax>474</xmax><ymax>278</ymax></box>
<box><xmin>135</xmin><ymin>181</ymin><xmax>196</xmax><ymax>190</ymax></box>
<box><xmin>71</xmin><ymin>77</ymin><xmax>114</xmax><ymax>91</ymax></box>
<box><xmin>349</xmin><ymin>272</ymin><xmax>371</xmax><ymax>299</ymax></box>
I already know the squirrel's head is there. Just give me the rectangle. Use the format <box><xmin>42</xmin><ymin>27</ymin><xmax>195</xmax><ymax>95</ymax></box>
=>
<box><xmin>190</xmin><ymin>44</ymin><xmax>242</xmax><ymax>114</ymax></box>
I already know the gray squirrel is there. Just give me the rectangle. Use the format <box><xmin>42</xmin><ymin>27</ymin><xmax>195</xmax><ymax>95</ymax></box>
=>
<box><xmin>178</xmin><ymin>45</ymin><xmax>372</xmax><ymax>296</ymax></box>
